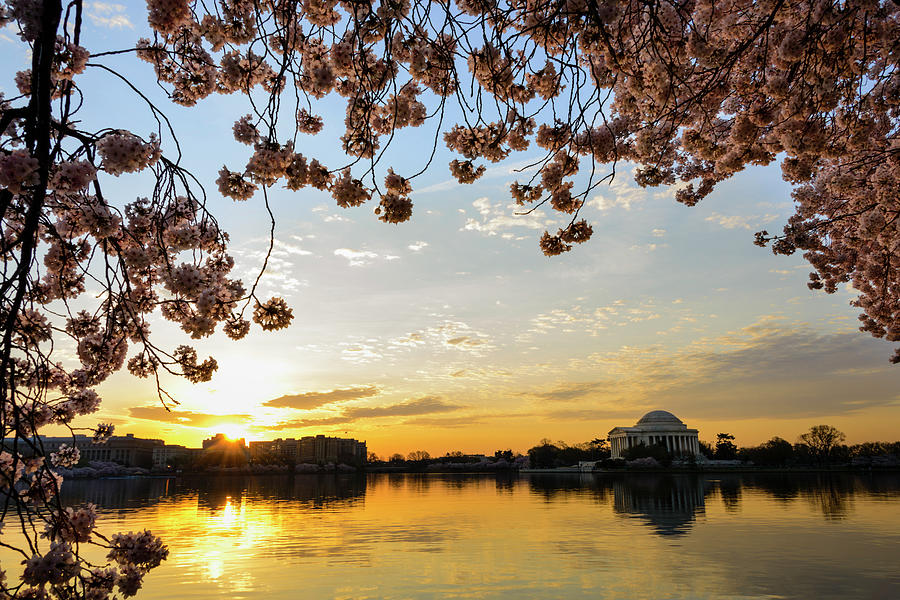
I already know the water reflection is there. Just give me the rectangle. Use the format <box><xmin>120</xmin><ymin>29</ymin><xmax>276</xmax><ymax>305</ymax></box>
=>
<box><xmin>611</xmin><ymin>474</ymin><xmax>707</xmax><ymax>536</ymax></box>
<box><xmin>520</xmin><ymin>471</ymin><xmax>900</xmax><ymax>540</ymax></box>
<box><xmin>6</xmin><ymin>472</ymin><xmax>899</xmax><ymax>599</ymax></box>
<box><xmin>59</xmin><ymin>474</ymin><xmax>368</xmax><ymax>512</ymax></box>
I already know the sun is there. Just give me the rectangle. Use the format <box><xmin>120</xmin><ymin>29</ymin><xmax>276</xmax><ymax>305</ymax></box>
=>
<box><xmin>216</xmin><ymin>423</ymin><xmax>250</xmax><ymax>442</ymax></box>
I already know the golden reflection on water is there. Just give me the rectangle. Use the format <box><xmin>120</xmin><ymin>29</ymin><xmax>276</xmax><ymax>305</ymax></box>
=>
<box><xmin>4</xmin><ymin>473</ymin><xmax>900</xmax><ymax>599</ymax></box>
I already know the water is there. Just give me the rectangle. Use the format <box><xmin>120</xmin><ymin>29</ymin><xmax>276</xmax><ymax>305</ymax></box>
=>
<box><xmin>11</xmin><ymin>473</ymin><xmax>900</xmax><ymax>598</ymax></box>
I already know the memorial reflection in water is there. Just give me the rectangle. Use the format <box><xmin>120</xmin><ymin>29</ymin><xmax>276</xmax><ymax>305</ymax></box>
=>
<box><xmin>611</xmin><ymin>475</ymin><xmax>707</xmax><ymax>536</ymax></box>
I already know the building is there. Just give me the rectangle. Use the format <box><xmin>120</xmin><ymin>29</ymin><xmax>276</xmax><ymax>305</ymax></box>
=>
<box><xmin>298</xmin><ymin>435</ymin><xmax>366</xmax><ymax>465</ymax></box>
<box><xmin>200</xmin><ymin>433</ymin><xmax>248</xmax><ymax>467</ymax></box>
<box><xmin>38</xmin><ymin>434</ymin><xmax>164</xmax><ymax>468</ymax></box>
<box><xmin>608</xmin><ymin>410</ymin><xmax>699</xmax><ymax>459</ymax></box>
<box><xmin>249</xmin><ymin>438</ymin><xmax>301</xmax><ymax>462</ymax></box>
<box><xmin>152</xmin><ymin>444</ymin><xmax>201</xmax><ymax>469</ymax></box>
<box><xmin>248</xmin><ymin>440</ymin><xmax>275</xmax><ymax>461</ymax></box>
<box><xmin>250</xmin><ymin>435</ymin><xmax>366</xmax><ymax>465</ymax></box>
<box><xmin>202</xmin><ymin>433</ymin><xmax>246</xmax><ymax>450</ymax></box>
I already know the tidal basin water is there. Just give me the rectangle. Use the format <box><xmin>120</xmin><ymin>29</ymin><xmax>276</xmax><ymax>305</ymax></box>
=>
<box><xmin>44</xmin><ymin>473</ymin><xmax>900</xmax><ymax>598</ymax></box>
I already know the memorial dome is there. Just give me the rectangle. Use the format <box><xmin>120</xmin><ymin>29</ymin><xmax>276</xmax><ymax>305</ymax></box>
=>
<box><xmin>636</xmin><ymin>410</ymin><xmax>684</xmax><ymax>427</ymax></box>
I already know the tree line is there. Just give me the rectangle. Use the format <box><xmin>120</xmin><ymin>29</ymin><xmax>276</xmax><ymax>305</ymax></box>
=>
<box><xmin>525</xmin><ymin>426</ymin><xmax>900</xmax><ymax>469</ymax></box>
<box><xmin>702</xmin><ymin>425</ymin><xmax>900</xmax><ymax>467</ymax></box>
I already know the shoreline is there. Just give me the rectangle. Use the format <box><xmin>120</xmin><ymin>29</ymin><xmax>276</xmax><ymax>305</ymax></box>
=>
<box><xmin>59</xmin><ymin>465</ymin><xmax>900</xmax><ymax>479</ymax></box>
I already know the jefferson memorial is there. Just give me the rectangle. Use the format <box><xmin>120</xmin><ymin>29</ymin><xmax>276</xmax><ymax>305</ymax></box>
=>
<box><xmin>608</xmin><ymin>410</ymin><xmax>700</xmax><ymax>458</ymax></box>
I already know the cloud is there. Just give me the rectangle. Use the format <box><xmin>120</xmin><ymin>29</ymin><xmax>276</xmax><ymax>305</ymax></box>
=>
<box><xmin>390</xmin><ymin>320</ymin><xmax>493</xmax><ymax>354</ymax></box>
<box><xmin>576</xmin><ymin>317</ymin><xmax>900</xmax><ymax>420</ymax></box>
<box><xmin>258</xmin><ymin>416</ymin><xmax>354</xmax><ymax>431</ymax></box>
<box><xmin>587</xmin><ymin>171</ymin><xmax>650</xmax><ymax>211</ymax></box>
<box><xmin>128</xmin><ymin>407</ymin><xmax>252</xmax><ymax>428</ymax></box>
<box><xmin>586</xmin><ymin>166</ymin><xmax>685</xmax><ymax>213</ymax></box>
<box><xmin>263</xmin><ymin>386</ymin><xmax>379</xmax><ymax>409</ymax></box>
<box><xmin>461</xmin><ymin>197</ymin><xmax>556</xmax><ymax>237</ymax></box>
<box><xmin>705</xmin><ymin>211</ymin><xmax>779</xmax><ymax>230</ymax></box>
<box><xmin>337</xmin><ymin>320</ymin><xmax>493</xmax><ymax>366</ymax></box>
<box><xmin>86</xmin><ymin>2</ymin><xmax>133</xmax><ymax>28</ymax></box>
<box><xmin>630</xmin><ymin>243</ymin><xmax>664</xmax><ymax>253</ymax></box>
<box><xmin>446</xmin><ymin>336</ymin><xmax>485</xmax><ymax>348</ymax></box>
<box><xmin>334</xmin><ymin>248</ymin><xmax>378</xmax><ymax>265</ymax></box>
<box><xmin>333</xmin><ymin>248</ymin><xmax>395</xmax><ymax>266</ymax></box>
<box><xmin>255</xmin><ymin>396</ymin><xmax>465</xmax><ymax>431</ymax></box>
<box><xmin>273</xmin><ymin>239</ymin><xmax>313</xmax><ymax>257</ymax></box>
<box><xmin>232</xmin><ymin>238</ymin><xmax>308</xmax><ymax>293</ymax></box>
<box><xmin>408</xmin><ymin>241</ymin><xmax>429</xmax><ymax>252</ymax></box>
<box><xmin>312</xmin><ymin>204</ymin><xmax>349</xmax><ymax>222</ymax></box>
<box><xmin>518</xmin><ymin>299</ymin><xmax>665</xmax><ymax>342</ymax></box>
<box><xmin>526</xmin><ymin>381</ymin><xmax>616</xmax><ymax>402</ymax></box>
<box><xmin>340</xmin><ymin>342</ymin><xmax>383</xmax><ymax>363</ymax></box>
<box><xmin>543</xmin><ymin>408</ymin><xmax>642</xmax><ymax>421</ymax></box>
<box><xmin>403</xmin><ymin>416</ymin><xmax>483</xmax><ymax>428</ymax></box>
<box><xmin>652</xmin><ymin>228</ymin><xmax>667</xmax><ymax>237</ymax></box>
<box><xmin>345</xmin><ymin>396</ymin><xmax>463</xmax><ymax>418</ymax></box>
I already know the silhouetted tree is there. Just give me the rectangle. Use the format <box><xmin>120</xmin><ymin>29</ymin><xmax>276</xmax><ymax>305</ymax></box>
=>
<box><xmin>739</xmin><ymin>437</ymin><xmax>795</xmax><ymax>466</ymax></box>
<box><xmin>407</xmin><ymin>450</ymin><xmax>431</xmax><ymax>462</ymax></box>
<box><xmin>590</xmin><ymin>438</ymin><xmax>611</xmax><ymax>460</ymax></box>
<box><xmin>527</xmin><ymin>440</ymin><xmax>562</xmax><ymax>469</ymax></box>
<box><xmin>799</xmin><ymin>425</ymin><xmax>847</xmax><ymax>463</ymax></box>
<box><xmin>715</xmin><ymin>433</ymin><xmax>738</xmax><ymax>460</ymax></box>
<box><xmin>494</xmin><ymin>449</ymin><xmax>515</xmax><ymax>462</ymax></box>
<box><xmin>850</xmin><ymin>442</ymin><xmax>900</xmax><ymax>458</ymax></box>
<box><xmin>699</xmin><ymin>441</ymin><xmax>715</xmax><ymax>459</ymax></box>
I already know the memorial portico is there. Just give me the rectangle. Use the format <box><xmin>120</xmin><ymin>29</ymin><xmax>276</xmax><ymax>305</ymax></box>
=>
<box><xmin>608</xmin><ymin>410</ymin><xmax>699</xmax><ymax>458</ymax></box>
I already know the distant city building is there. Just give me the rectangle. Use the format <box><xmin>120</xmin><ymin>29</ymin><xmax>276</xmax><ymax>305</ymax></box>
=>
<box><xmin>249</xmin><ymin>438</ymin><xmax>298</xmax><ymax>461</ymax></box>
<box><xmin>200</xmin><ymin>433</ymin><xmax>248</xmax><ymax>467</ymax></box>
<box><xmin>152</xmin><ymin>444</ymin><xmax>201</xmax><ymax>469</ymax></box>
<box><xmin>202</xmin><ymin>433</ymin><xmax>245</xmax><ymax>450</ymax></box>
<box><xmin>248</xmin><ymin>440</ymin><xmax>275</xmax><ymax>460</ymax></box>
<box><xmin>36</xmin><ymin>434</ymin><xmax>164</xmax><ymax>468</ymax></box>
<box><xmin>250</xmin><ymin>435</ymin><xmax>366</xmax><ymax>465</ymax></box>
<box><xmin>5</xmin><ymin>431</ymin><xmax>366</xmax><ymax>470</ymax></box>
<box><xmin>608</xmin><ymin>410</ymin><xmax>699</xmax><ymax>459</ymax></box>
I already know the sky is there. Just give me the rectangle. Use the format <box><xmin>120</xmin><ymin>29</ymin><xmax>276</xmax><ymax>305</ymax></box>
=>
<box><xmin>2</xmin><ymin>3</ymin><xmax>899</xmax><ymax>456</ymax></box>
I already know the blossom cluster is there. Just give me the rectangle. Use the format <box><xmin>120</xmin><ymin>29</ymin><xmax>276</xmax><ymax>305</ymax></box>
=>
<box><xmin>95</xmin><ymin>132</ymin><xmax>162</xmax><ymax>175</ymax></box>
<box><xmin>0</xmin><ymin>148</ymin><xmax>39</xmax><ymax>193</ymax></box>
<box><xmin>42</xmin><ymin>503</ymin><xmax>97</xmax><ymax>543</ymax></box>
<box><xmin>49</xmin><ymin>444</ymin><xmax>80</xmax><ymax>468</ymax></box>
<box><xmin>107</xmin><ymin>530</ymin><xmax>170</xmax><ymax>571</ymax></box>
